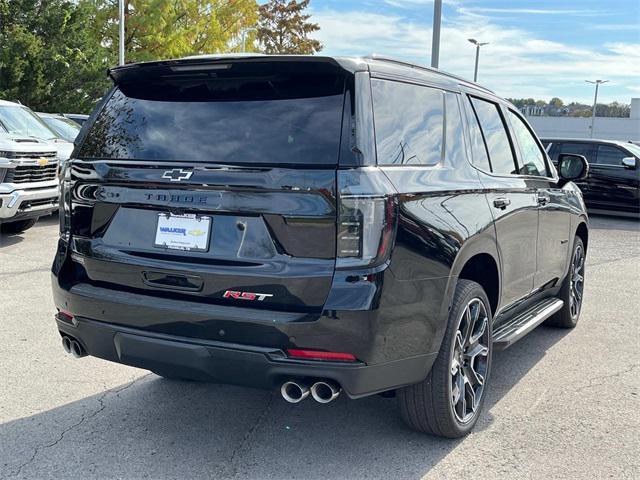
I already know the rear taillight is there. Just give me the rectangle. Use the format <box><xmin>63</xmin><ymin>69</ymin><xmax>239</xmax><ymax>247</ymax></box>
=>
<box><xmin>336</xmin><ymin>169</ymin><xmax>398</xmax><ymax>269</ymax></box>
<box><xmin>59</xmin><ymin>159</ymin><xmax>71</xmax><ymax>238</ymax></box>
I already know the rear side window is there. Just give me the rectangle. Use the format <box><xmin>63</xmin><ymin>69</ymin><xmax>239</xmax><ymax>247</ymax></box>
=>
<box><xmin>595</xmin><ymin>145</ymin><xmax>628</xmax><ymax>166</ymax></box>
<box><xmin>507</xmin><ymin>110</ymin><xmax>549</xmax><ymax>177</ymax></box>
<box><xmin>77</xmin><ymin>71</ymin><xmax>345</xmax><ymax>165</ymax></box>
<box><xmin>469</xmin><ymin>97</ymin><xmax>517</xmax><ymax>175</ymax></box>
<box><xmin>372</xmin><ymin>79</ymin><xmax>444</xmax><ymax>166</ymax></box>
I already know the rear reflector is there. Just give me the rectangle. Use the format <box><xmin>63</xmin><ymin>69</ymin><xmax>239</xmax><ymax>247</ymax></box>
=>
<box><xmin>287</xmin><ymin>349</ymin><xmax>357</xmax><ymax>362</ymax></box>
<box><xmin>57</xmin><ymin>309</ymin><xmax>74</xmax><ymax>323</ymax></box>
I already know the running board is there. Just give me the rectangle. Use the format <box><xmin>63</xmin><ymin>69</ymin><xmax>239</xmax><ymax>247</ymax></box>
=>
<box><xmin>493</xmin><ymin>298</ymin><xmax>564</xmax><ymax>350</ymax></box>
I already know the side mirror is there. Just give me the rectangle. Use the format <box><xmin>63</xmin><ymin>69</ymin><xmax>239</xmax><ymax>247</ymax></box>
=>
<box><xmin>558</xmin><ymin>154</ymin><xmax>589</xmax><ymax>182</ymax></box>
<box><xmin>622</xmin><ymin>157</ymin><xmax>637</xmax><ymax>169</ymax></box>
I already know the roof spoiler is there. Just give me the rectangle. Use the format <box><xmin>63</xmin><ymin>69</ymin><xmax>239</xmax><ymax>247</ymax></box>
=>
<box><xmin>108</xmin><ymin>55</ymin><xmax>346</xmax><ymax>86</ymax></box>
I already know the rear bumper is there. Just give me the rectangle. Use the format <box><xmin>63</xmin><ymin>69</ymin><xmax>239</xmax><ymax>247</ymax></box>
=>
<box><xmin>55</xmin><ymin>314</ymin><xmax>435</xmax><ymax>398</ymax></box>
<box><xmin>0</xmin><ymin>186</ymin><xmax>59</xmax><ymax>221</ymax></box>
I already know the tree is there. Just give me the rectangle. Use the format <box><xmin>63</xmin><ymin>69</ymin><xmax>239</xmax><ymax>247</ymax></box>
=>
<box><xmin>90</xmin><ymin>0</ymin><xmax>259</xmax><ymax>64</ymax></box>
<box><xmin>549</xmin><ymin>97</ymin><xmax>564</xmax><ymax>108</ymax></box>
<box><xmin>0</xmin><ymin>0</ymin><xmax>111</xmax><ymax>113</ymax></box>
<box><xmin>257</xmin><ymin>0</ymin><xmax>322</xmax><ymax>54</ymax></box>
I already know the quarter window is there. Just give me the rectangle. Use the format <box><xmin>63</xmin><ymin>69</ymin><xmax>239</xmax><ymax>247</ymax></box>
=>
<box><xmin>595</xmin><ymin>145</ymin><xmax>628</xmax><ymax>166</ymax></box>
<box><xmin>466</xmin><ymin>100</ymin><xmax>491</xmax><ymax>171</ymax></box>
<box><xmin>469</xmin><ymin>97</ymin><xmax>517</xmax><ymax>175</ymax></box>
<box><xmin>507</xmin><ymin>110</ymin><xmax>549</xmax><ymax>177</ymax></box>
<box><xmin>372</xmin><ymin>79</ymin><xmax>444</xmax><ymax>166</ymax></box>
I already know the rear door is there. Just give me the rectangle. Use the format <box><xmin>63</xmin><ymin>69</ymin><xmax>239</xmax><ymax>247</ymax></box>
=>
<box><xmin>463</xmin><ymin>95</ymin><xmax>539</xmax><ymax>308</ymax></box>
<box><xmin>588</xmin><ymin>143</ymin><xmax>640</xmax><ymax>213</ymax></box>
<box><xmin>70</xmin><ymin>60</ymin><xmax>347</xmax><ymax>319</ymax></box>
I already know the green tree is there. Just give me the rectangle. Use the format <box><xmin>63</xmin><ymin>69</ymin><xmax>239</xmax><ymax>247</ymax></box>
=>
<box><xmin>91</xmin><ymin>0</ymin><xmax>259</xmax><ymax>64</ymax></box>
<box><xmin>257</xmin><ymin>0</ymin><xmax>322</xmax><ymax>54</ymax></box>
<box><xmin>549</xmin><ymin>97</ymin><xmax>564</xmax><ymax>108</ymax></box>
<box><xmin>0</xmin><ymin>0</ymin><xmax>110</xmax><ymax>113</ymax></box>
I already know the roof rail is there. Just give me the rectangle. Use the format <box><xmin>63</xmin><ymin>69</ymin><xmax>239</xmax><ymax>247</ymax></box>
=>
<box><xmin>364</xmin><ymin>54</ymin><xmax>493</xmax><ymax>93</ymax></box>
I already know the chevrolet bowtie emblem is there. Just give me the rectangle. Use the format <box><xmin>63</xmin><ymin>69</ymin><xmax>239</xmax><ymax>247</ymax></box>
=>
<box><xmin>162</xmin><ymin>169</ymin><xmax>193</xmax><ymax>182</ymax></box>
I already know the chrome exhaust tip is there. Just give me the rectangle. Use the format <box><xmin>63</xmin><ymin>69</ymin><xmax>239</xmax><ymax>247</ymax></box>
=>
<box><xmin>61</xmin><ymin>336</ymin><xmax>72</xmax><ymax>354</ymax></box>
<box><xmin>280</xmin><ymin>381</ymin><xmax>310</xmax><ymax>403</ymax></box>
<box><xmin>310</xmin><ymin>380</ymin><xmax>341</xmax><ymax>404</ymax></box>
<box><xmin>70</xmin><ymin>339</ymin><xmax>86</xmax><ymax>359</ymax></box>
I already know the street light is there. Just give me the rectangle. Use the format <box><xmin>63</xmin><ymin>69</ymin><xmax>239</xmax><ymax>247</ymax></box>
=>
<box><xmin>585</xmin><ymin>79</ymin><xmax>609</xmax><ymax>138</ymax></box>
<box><xmin>240</xmin><ymin>27</ymin><xmax>257</xmax><ymax>53</ymax></box>
<box><xmin>431</xmin><ymin>0</ymin><xmax>442</xmax><ymax>68</ymax></box>
<box><xmin>468</xmin><ymin>38</ymin><xmax>489</xmax><ymax>82</ymax></box>
<box><xmin>118</xmin><ymin>0</ymin><xmax>125</xmax><ymax>65</ymax></box>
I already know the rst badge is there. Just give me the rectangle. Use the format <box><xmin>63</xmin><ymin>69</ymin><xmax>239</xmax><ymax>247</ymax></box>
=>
<box><xmin>223</xmin><ymin>290</ymin><xmax>273</xmax><ymax>301</ymax></box>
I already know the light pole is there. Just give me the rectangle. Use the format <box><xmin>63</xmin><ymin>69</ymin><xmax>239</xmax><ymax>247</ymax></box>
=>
<box><xmin>240</xmin><ymin>27</ymin><xmax>257</xmax><ymax>53</ymax></box>
<box><xmin>431</xmin><ymin>0</ymin><xmax>442</xmax><ymax>68</ymax></box>
<box><xmin>468</xmin><ymin>38</ymin><xmax>489</xmax><ymax>82</ymax></box>
<box><xmin>118</xmin><ymin>0</ymin><xmax>125</xmax><ymax>65</ymax></box>
<box><xmin>585</xmin><ymin>79</ymin><xmax>608</xmax><ymax>138</ymax></box>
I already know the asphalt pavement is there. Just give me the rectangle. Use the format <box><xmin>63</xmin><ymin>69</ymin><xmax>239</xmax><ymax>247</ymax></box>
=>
<box><xmin>0</xmin><ymin>214</ymin><xmax>638</xmax><ymax>479</ymax></box>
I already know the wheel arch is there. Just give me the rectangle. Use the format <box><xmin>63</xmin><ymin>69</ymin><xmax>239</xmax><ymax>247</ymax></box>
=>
<box><xmin>457</xmin><ymin>253</ymin><xmax>500</xmax><ymax>316</ymax></box>
<box><xmin>446</xmin><ymin>236</ymin><xmax>501</xmax><ymax>318</ymax></box>
<box><xmin>575</xmin><ymin>220</ymin><xmax>588</xmax><ymax>252</ymax></box>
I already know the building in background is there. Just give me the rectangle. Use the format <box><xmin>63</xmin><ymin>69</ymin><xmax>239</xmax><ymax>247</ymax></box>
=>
<box><xmin>526</xmin><ymin>98</ymin><xmax>640</xmax><ymax>141</ymax></box>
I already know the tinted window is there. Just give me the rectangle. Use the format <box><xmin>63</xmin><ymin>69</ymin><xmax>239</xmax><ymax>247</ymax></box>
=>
<box><xmin>78</xmin><ymin>73</ymin><xmax>345</xmax><ymax>165</ymax></box>
<box><xmin>470</xmin><ymin>97</ymin><xmax>517</xmax><ymax>175</ymax></box>
<box><xmin>372</xmin><ymin>79</ymin><xmax>444</xmax><ymax>166</ymax></box>
<box><xmin>444</xmin><ymin>93</ymin><xmax>467</xmax><ymax>165</ymax></box>
<box><xmin>595</xmin><ymin>145</ymin><xmax>628</xmax><ymax>166</ymax></box>
<box><xmin>557</xmin><ymin>142</ymin><xmax>593</xmax><ymax>162</ymax></box>
<box><xmin>507</xmin><ymin>110</ymin><xmax>548</xmax><ymax>177</ymax></box>
<box><xmin>465</xmin><ymin>101</ymin><xmax>491</xmax><ymax>171</ymax></box>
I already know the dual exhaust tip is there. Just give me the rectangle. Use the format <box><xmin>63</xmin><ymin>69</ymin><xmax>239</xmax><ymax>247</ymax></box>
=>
<box><xmin>281</xmin><ymin>380</ymin><xmax>341</xmax><ymax>404</ymax></box>
<box><xmin>61</xmin><ymin>335</ymin><xmax>86</xmax><ymax>358</ymax></box>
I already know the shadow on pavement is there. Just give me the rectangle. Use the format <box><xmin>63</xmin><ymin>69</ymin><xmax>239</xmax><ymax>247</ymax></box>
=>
<box><xmin>588</xmin><ymin>213</ymin><xmax>639</xmax><ymax>232</ymax></box>
<box><xmin>0</xmin><ymin>215</ymin><xmax>58</xmax><ymax>248</ymax></box>
<box><xmin>0</xmin><ymin>325</ymin><xmax>570</xmax><ymax>479</ymax></box>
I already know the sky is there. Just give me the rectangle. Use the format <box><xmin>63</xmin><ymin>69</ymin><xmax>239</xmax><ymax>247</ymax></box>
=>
<box><xmin>303</xmin><ymin>0</ymin><xmax>640</xmax><ymax>104</ymax></box>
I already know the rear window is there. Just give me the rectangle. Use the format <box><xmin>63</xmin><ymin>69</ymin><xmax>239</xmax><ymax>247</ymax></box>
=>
<box><xmin>77</xmin><ymin>71</ymin><xmax>345</xmax><ymax>165</ymax></box>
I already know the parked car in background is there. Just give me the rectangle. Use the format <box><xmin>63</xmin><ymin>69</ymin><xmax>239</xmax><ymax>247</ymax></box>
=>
<box><xmin>37</xmin><ymin>112</ymin><xmax>81</xmax><ymax>142</ymax></box>
<box><xmin>0</xmin><ymin>100</ymin><xmax>74</xmax><ymax>165</ymax></box>
<box><xmin>0</xmin><ymin>133</ymin><xmax>59</xmax><ymax>233</ymax></box>
<box><xmin>63</xmin><ymin>113</ymin><xmax>89</xmax><ymax>126</ymax></box>
<box><xmin>542</xmin><ymin>138</ymin><xmax>640</xmax><ymax>216</ymax></box>
<box><xmin>52</xmin><ymin>55</ymin><xmax>589</xmax><ymax>438</ymax></box>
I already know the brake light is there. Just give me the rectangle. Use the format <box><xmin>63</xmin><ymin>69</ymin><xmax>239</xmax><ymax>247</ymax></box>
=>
<box><xmin>336</xmin><ymin>169</ymin><xmax>398</xmax><ymax>269</ymax></box>
<box><xmin>59</xmin><ymin>159</ymin><xmax>72</xmax><ymax>238</ymax></box>
<box><xmin>287</xmin><ymin>349</ymin><xmax>357</xmax><ymax>362</ymax></box>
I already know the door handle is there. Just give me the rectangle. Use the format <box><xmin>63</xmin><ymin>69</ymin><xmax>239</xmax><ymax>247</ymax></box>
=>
<box><xmin>538</xmin><ymin>193</ymin><xmax>550</xmax><ymax>205</ymax></box>
<box><xmin>493</xmin><ymin>197</ymin><xmax>511</xmax><ymax>209</ymax></box>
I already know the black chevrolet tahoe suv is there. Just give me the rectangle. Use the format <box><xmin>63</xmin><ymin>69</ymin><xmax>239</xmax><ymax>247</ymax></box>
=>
<box><xmin>542</xmin><ymin>138</ymin><xmax>639</xmax><ymax>217</ymax></box>
<box><xmin>52</xmin><ymin>55</ymin><xmax>589</xmax><ymax>438</ymax></box>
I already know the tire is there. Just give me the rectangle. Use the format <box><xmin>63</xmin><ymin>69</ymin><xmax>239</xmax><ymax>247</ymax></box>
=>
<box><xmin>398</xmin><ymin>279</ymin><xmax>493</xmax><ymax>438</ymax></box>
<box><xmin>0</xmin><ymin>218</ymin><xmax>38</xmax><ymax>234</ymax></box>
<box><xmin>545</xmin><ymin>236</ymin><xmax>585</xmax><ymax>328</ymax></box>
